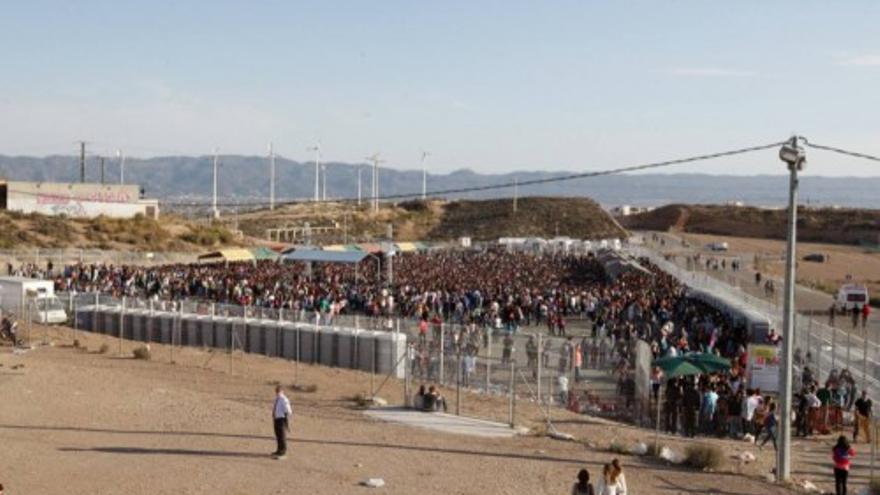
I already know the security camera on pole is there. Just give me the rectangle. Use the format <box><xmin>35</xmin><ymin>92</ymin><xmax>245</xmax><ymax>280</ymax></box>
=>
<box><xmin>777</xmin><ymin>135</ymin><xmax>806</xmax><ymax>483</ymax></box>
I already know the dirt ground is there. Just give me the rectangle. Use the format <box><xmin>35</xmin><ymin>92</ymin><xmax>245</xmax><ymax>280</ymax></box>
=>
<box><xmin>0</xmin><ymin>327</ymin><xmax>810</xmax><ymax>495</ymax></box>
<box><xmin>674</xmin><ymin>232</ymin><xmax>880</xmax><ymax>299</ymax></box>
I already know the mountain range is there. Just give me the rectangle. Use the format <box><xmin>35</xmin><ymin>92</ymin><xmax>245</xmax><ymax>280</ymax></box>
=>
<box><xmin>1</xmin><ymin>154</ymin><xmax>878</xmax><ymax>209</ymax></box>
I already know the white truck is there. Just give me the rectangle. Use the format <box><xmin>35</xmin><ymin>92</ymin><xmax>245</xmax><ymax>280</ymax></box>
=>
<box><xmin>0</xmin><ymin>277</ymin><xmax>68</xmax><ymax>324</ymax></box>
<box><xmin>836</xmin><ymin>283</ymin><xmax>870</xmax><ymax>311</ymax></box>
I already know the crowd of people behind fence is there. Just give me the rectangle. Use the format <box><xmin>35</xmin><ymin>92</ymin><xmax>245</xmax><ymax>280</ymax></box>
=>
<box><xmin>12</xmin><ymin>248</ymin><xmax>872</xmax><ymax>450</ymax></box>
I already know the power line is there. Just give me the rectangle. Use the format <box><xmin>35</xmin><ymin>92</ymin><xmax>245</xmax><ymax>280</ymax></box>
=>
<box><xmin>163</xmin><ymin>140</ymin><xmax>787</xmax><ymax>208</ymax></box>
<box><xmin>803</xmin><ymin>140</ymin><xmax>880</xmax><ymax>163</ymax></box>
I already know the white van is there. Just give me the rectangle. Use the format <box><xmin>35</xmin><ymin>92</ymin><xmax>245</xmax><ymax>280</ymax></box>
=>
<box><xmin>836</xmin><ymin>283</ymin><xmax>869</xmax><ymax>311</ymax></box>
<box><xmin>0</xmin><ymin>277</ymin><xmax>68</xmax><ymax>324</ymax></box>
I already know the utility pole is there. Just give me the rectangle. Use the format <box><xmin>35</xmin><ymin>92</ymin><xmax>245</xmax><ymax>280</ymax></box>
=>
<box><xmin>386</xmin><ymin>223</ymin><xmax>394</xmax><ymax>286</ymax></box>
<box><xmin>357</xmin><ymin>167</ymin><xmax>363</xmax><ymax>206</ymax></box>
<box><xmin>79</xmin><ymin>141</ymin><xmax>86</xmax><ymax>183</ymax></box>
<box><xmin>366</xmin><ymin>153</ymin><xmax>384</xmax><ymax>214</ymax></box>
<box><xmin>117</xmin><ymin>149</ymin><xmax>125</xmax><ymax>184</ymax></box>
<box><xmin>421</xmin><ymin>151</ymin><xmax>430</xmax><ymax>200</ymax></box>
<box><xmin>212</xmin><ymin>148</ymin><xmax>220</xmax><ymax>218</ymax></box>
<box><xmin>513</xmin><ymin>177</ymin><xmax>518</xmax><ymax>213</ymax></box>
<box><xmin>268</xmin><ymin>142</ymin><xmax>275</xmax><ymax>210</ymax></box>
<box><xmin>309</xmin><ymin>143</ymin><xmax>321</xmax><ymax>202</ymax></box>
<box><xmin>777</xmin><ymin>136</ymin><xmax>806</xmax><ymax>483</ymax></box>
<box><xmin>99</xmin><ymin>156</ymin><xmax>105</xmax><ymax>184</ymax></box>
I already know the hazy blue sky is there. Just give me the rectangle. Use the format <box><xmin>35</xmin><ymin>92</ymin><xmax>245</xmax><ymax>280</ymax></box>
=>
<box><xmin>2</xmin><ymin>1</ymin><xmax>879</xmax><ymax>176</ymax></box>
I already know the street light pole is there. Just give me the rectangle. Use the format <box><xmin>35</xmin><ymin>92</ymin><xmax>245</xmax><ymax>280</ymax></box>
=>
<box><xmin>777</xmin><ymin>135</ymin><xmax>805</xmax><ymax>483</ymax></box>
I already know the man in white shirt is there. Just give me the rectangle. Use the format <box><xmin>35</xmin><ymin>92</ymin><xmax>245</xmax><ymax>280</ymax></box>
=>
<box><xmin>272</xmin><ymin>385</ymin><xmax>292</xmax><ymax>458</ymax></box>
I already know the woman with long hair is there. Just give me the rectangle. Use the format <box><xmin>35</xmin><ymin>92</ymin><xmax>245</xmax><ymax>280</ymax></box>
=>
<box><xmin>596</xmin><ymin>462</ymin><xmax>625</xmax><ymax>495</ymax></box>
<box><xmin>832</xmin><ymin>435</ymin><xmax>855</xmax><ymax>495</ymax></box>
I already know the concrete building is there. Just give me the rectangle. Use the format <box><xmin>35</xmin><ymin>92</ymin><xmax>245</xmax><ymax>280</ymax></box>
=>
<box><xmin>0</xmin><ymin>181</ymin><xmax>159</xmax><ymax>219</ymax></box>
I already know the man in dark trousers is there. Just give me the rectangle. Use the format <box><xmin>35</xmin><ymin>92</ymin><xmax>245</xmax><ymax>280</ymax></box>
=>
<box><xmin>272</xmin><ymin>385</ymin><xmax>292</xmax><ymax>459</ymax></box>
<box><xmin>665</xmin><ymin>378</ymin><xmax>681</xmax><ymax>434</ymax></box>
<box><xmin>682</xmin><ymin>381</ymin><xmax>701</xmax><ymax>438</ymax></box>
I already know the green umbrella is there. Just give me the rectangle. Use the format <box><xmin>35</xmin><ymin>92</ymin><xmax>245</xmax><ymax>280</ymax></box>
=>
<box><xmin>652</xmin><ymin>356</ymin><xmax>705</xmax><ymax>378</ymax></box>
<box><xmin>685</xmin><ymin>352</ymin><xmax>732</xmax><ymax>373</ymax></box>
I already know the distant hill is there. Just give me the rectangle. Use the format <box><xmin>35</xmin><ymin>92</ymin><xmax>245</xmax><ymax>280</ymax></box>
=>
<box><xmin>229</xmin><ymin>197</ymin><xmax>627</xmax><ymax>243</ymax></box>
<box><xmin>622</xmin><ymin>204</ymin><xmax>880</xmax><ymax>246</ymax></box>
<box><xmin>2</xmin><ymin>154</ymin><xmax>880</xmax><ymax>209</ymax></box>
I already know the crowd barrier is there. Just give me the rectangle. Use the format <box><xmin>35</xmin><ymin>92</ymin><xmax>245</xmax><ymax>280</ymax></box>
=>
<box><xmin>74</xmin><ymin>304</ymin><xmax>407</xmax><ymax>379</ymax></box>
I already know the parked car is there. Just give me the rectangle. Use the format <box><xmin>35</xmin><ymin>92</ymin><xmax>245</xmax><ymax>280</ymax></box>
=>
<box><xmin>706</xmin><ymin>242</ymin><xmax>729</xmax><ymax>252</ymax></box>
<box><xmin>803</xmin><ymin>253</ymin><xmax>828</xmax><ymax>263</ymax></box>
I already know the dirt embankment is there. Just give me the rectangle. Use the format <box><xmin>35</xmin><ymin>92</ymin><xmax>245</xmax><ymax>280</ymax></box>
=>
<box><xmin>0</xmin><ymin>211</ymin><xmax>240</xmax><ymax>251</ymax></box>
<box><xmin>622</xmin><ymin>204</ymin><xmax>880</xmax><ymax>246</ymax></box>
<box><xmin>229</xmin><ymin>197</ymin><xmax>628</xmax><ymax>243</ymax></box>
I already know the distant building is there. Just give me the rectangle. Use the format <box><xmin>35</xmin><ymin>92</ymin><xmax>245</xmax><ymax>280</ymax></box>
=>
<box><xmin>0</xmin><ymin>181</ymin><xmax>159</xmax><ymax>219</ymax></box>
<box><xmin>610</xmin><ymin>204</ymin><xmax>653</xmax><ymax>217</ymax></box>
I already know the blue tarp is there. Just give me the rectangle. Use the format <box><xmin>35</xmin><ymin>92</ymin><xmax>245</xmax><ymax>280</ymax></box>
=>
<box><xmin>280</xmin><ymin>249</ymin><xmax>369</xmax><ymax>264</ymax></box>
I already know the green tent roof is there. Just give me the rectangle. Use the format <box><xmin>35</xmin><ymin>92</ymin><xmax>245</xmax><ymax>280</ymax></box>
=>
<box><xmin>250</xmin><ymin>246</ymin><xmax>279</xmax><ymax>261</ymax></box>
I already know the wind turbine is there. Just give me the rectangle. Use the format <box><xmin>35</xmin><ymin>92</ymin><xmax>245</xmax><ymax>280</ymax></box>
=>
<box><xmin>366</xmin><ymin>153</ymin><xmax>384</xmax><ymax>213</ymax></box>
<box><xmin>420</xmin><ymin>150</ymin><xmax>430</xmax><ymax>200</ymax></box>
<box><xmin>212</xmin><ymin>147</ymin><xmax>220</xmax><ymax>218</ymax></box>
<box><xmin>308</xmin><ymin>142</ymin><xmax>321</xmax><ymax>202</ymax></box>
<box><xmin>117</xmin><ymin>149</ymin><xmax>125</xmax><ymax>184</ymax></box>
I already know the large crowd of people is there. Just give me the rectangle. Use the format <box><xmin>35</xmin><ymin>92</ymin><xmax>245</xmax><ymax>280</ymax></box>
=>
<box><xmin>15</xmin><ymin>247</ymin><xmax>873</xmax><ymax>452</ymax></box>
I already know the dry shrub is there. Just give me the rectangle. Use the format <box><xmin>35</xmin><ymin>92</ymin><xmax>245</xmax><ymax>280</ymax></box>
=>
<box><xmin>684</xmin><ymin>443</ymin><xmax>723</xmax><ymax>470</ymax></box>
<box><xmin>290</xmin><ymin>384</ymin><xmax>318</xmax><ymax>393</ymax></box>
<box><xmin>608</xmin><ymin>439</ymin><xmax>628</xmax><ymax>455</ymax></box>
<box><xmin>132</xmin><ymin>345</ymin><xmax>152</xmax><ymax>360</ymax></box>
<box><xmin>98</xmin><ymin>343</ymin><xmax>110</xmax><ymax>354</ymax></box>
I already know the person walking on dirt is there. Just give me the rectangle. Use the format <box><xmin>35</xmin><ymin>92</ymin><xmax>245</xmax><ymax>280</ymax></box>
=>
<box><xmin>271</xmin><ymin>385</ymin><xmax>292</xmax><ymax>459</ymax></box>
<box><xmin>829</xmin><ymin>304</ymin><xmax>836</xmax><ymax>327</ymax></box>
<box><xmin>853</xmin><ymin>391</ymin><xmax>872</xmax><ymax>444</ymax></box>
<box><xmin>862</xmin><ymin>304</ymin><xmax>871</xmax><ymax>329</ymax></box>
<box><xmin>832</xmin><ymin>435</ymin><xmax>855</xmax><ymax>495</ymax></box>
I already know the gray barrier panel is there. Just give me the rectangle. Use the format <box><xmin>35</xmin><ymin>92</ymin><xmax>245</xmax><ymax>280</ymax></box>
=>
<box><xmin>319</xmin><ymin>328</ymin><xmax>337</xmax><ymax>367</ymax></box>
<box><xmin>299</xmin><ymin>325</ymin><xmax>318</xmax><ymax>363</ymax></box>
<box><xmin>279</xmin><ymin>323</ymin><xmax>299</xmax><ymax>359</ymax></box>
<box><xmin>356</xmin><ymin>331</ymin><xmax>379</xmax><ymax>373</ymax></box>
<box><xmin>263</xmin><ymin>321</ymin><xmax>279</xmax><ymax>357</ymax></box>
<box><xmin>337</xmin><ymin>328</ymin><xmax>357</xmax><ymax>368</ymax></box>
<box><xmin>213</xmin><ymin>318</ymin><xmax>231</xmax><ymax>350</ymax></box>
<box><xmin>158</xmin><ymin>313</ymin><xmax>174</xmax><ymax>344</ymax></box>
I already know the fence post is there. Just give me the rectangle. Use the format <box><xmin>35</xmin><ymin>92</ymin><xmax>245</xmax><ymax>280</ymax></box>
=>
<box><xmin>440</xmin><ymin>323</ymin><xmax>445</xmax><ymax>385</ymax></box>
<box><xmin>370</xmin><ymin>336</ymin><xmax>376</xmax><ymax>399</ymax></box>
<box><xmin>846</xmin><ymin>326</ymin><xmax>852</xmax><ymax>371</ymax></box>
<box><xmin>508</xmin><ymin>359</ymin><xmax>516</xmax><ymax>428</ymax></box>
<box><xmin>537</xmin><ymin>333</ymin><xmax>543</xmax><ymax>404</ymax></box>
<box><xmin>485</xmin><ymin>327</ymin><xmax>492</xmax><ymax>393</ymax></box>
<box><xmin>831</xmin><ymin>320</ymin><xmax>837</xmax><ymax>371</ymax></box>
<box><xmin>119</xmin><ymin>296</ymin><xmax>126</xmax><ymax>356</ymax></box>
<box><xmin>71</xmin><ymin>293</ymin><xmax>78</xmax><ymax>342</ymax></box>
<box><xmin>864</xmin><ymin>332</ymin><xmax>870</xmax><ymax>392</ymax></box>
<box><xmin>229</xmin><ymin>320</ymin><xmax>235</xmax><ymax>375</ymax></box>
<box><xmin>456</xmin><ymin>351</ymin><xmax>462</xmax><ymax>416</ymax></box>
<box><xmin>294</xmin><ymin>326</ymin><xmax>301</xmax><ymax>384</ymax></box>
<box><xmin>404</xmin><ymin>349</ymin><xmax>411</xmax><ymax>408</ymax></box>
<box><xmin>68</xmin><ymin>292</ymin><xmax>75</xmax><ymax>340</ymax></box>
<box><xmin>93</xmin><ymin>292</ymin><xmax>99</xmax><ymax>333</ymax></box>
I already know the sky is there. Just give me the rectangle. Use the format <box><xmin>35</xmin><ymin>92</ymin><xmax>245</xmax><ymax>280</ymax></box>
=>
<box><xmin>1</xmin><ymin>1</ymin><xmax>879</xmax><ymax>176</ymax></box>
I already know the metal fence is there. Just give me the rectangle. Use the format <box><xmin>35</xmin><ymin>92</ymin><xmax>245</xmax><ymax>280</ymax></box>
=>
<box><xmin>53</xmin><ymin>290</ymin><xmax>619</xmax><ymax>425</ymax></box>
<box><xmin>0</xmin><ymin>248</ymin><xmax>197</xmax><ymax>269</ymax></box>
